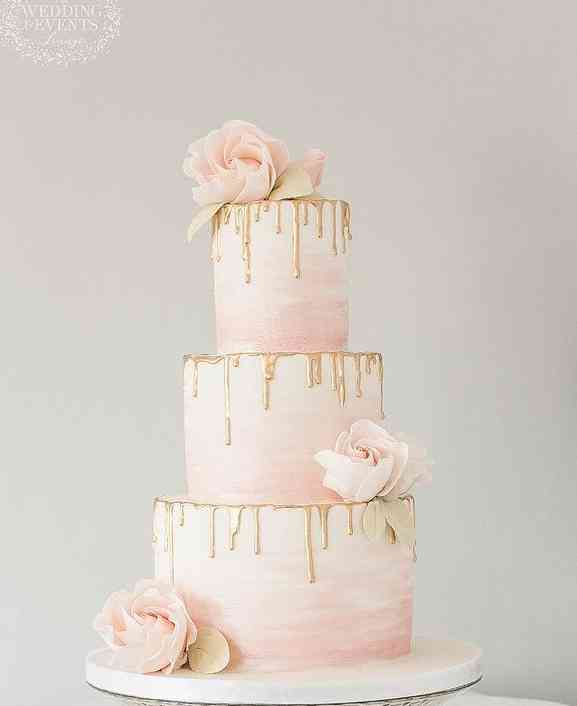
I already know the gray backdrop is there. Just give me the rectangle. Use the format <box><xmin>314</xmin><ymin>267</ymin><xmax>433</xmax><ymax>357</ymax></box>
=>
<box><xmin>1</xmin><ymin>2</ymin><xmax>576</xmax><ymax>704</ymax></box>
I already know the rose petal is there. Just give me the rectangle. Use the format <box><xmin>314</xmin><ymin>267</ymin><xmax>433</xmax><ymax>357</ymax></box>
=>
<box><xmin>354</xmin><ymin>457</ymin><xmax>395</xmax><ymax>502</ymax></box>
<box><xmin>188</xmin><ymin>627</ymin><xmax>230</xmax><ymax>674</ymax></box>
<box><xmin>299</xmin><ymin>148</ymin><xmax>326</xmax><ymax>188</ymax></box>
<box><xmin>93</xmin><ymin>579</ymin><xmax>197</xmax><ymax>675</ymax></box>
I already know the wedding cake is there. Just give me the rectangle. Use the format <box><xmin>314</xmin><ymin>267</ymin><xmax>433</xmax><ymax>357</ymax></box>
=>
<box><xmin>90</xmin><ymin>121</ymin><xmax>434</xmax><ymax>678</ymax></box>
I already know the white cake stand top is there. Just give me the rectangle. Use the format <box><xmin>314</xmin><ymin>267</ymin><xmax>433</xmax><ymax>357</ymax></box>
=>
<box><xmin>86</xmin><ymin>638</ymin><xmax>482</xmax><ymax>706</ymax></box>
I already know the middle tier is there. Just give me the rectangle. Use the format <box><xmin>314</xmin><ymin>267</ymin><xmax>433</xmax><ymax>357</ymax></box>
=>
<box><xmin>184</xmin><ymin>351</ymin><xmax>384</xmax><ymax>504</ymax></box>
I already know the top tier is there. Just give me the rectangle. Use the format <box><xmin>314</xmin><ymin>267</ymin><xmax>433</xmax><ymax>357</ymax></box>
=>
<box><xmin>212</xmin><ymin>198</ymin><xmax>351</xmax><ymax>353</ymax></box>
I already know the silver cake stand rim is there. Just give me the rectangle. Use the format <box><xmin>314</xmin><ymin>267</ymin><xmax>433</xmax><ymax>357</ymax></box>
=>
<box><xmin>87</xmin><ymin>675</ymin><xmax>483</xmax><ymax>706</ymax></box>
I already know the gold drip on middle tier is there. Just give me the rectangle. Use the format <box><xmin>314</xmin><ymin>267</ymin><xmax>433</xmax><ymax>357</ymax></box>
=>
<box><xmin>183</xmin><ymin>351</ymin><xmax>385</xmax><ymax>446</ymax></box>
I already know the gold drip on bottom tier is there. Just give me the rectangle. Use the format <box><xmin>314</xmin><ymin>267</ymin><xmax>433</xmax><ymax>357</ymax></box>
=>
<box><xmin>210</xmin><ymin>198</ymin><xmax>352</xmax><ymax>282</ymax></box>
<box><xmin>184</xmin><ymin>351</ymin><xmax>385</xmax><ymax>446</ymax></box>
<box><xmin>153</xmin><ymin>497</ymin><xmax>415</xmax><ymax>585</ymax></box>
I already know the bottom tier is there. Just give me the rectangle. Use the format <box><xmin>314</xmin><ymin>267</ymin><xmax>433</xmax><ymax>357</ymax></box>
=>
<box><xmin>153</xmin><ymin>497</ymin><xmax>415</xmax><ymax>673</ymax></box>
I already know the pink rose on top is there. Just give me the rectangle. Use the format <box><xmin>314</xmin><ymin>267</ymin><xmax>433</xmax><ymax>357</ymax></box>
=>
<box><xmin>183</xmin><ymin>120</ymin><xmax>290</xmax><ymax>206</ymax></box>
<box><xmin>93</xmin><ymin>579</ymin><xmax>196</xmax><ymax>674</ymax></box>
<box><xmin>314</xmin><ymin>420</ymin><xmax>432</xmax><ymax>503</ymax></box>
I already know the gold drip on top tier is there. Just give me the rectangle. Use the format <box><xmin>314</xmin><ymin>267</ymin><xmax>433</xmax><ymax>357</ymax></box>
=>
<box><xmin>184</xmin><ymin>351</ymin><xmax>385</xmax><ymax>446</ymax></box>
<box><xmin>210</xmin><ymin>199</ymin><xmax>352</xmax><ymax>283</ymax></box>
<box><xmin>153</xmin><ymin>497</ymin><xmax>415</xmax><ymax>585</ymax></box>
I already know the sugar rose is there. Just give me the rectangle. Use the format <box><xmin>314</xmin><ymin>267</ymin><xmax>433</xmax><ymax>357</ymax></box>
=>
<box><xmin>315</xmin><ymin>419</ymin><xmax>432</xmax><ymax>503</ymax></box>
<box><xmin>183</xmin><ymin>120</ymin><xmax>290</xmax><ymax>206</ymax></box>
<box><xmin>93</xmin><ymin>579</ymin><xmax>197</xmax><ymax>674</ymax></box>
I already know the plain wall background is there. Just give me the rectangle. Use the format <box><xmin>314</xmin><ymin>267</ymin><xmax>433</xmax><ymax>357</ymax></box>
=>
<box><xmin>1</xmin><ymin>1</ymin><xmax>576</xmax><ymax>704</ymax></box>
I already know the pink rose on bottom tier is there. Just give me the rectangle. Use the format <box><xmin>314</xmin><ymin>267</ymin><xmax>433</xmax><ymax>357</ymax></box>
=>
<box><xmin>314</xmin><ymin>419</ymin><xmax>432</xmax><ymax>502</ymax></box>
<box><xmin>93</xmin><ymin>579</ymin><xmax>197</xmax><ymax>674</ymax></box>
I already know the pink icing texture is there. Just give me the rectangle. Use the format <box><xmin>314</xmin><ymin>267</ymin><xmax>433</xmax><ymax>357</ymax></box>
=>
<box><xmin>155</xmin><ymin>503</ymin><xmax>413</xmax><ymax>672</ymax></box>
<box><xmin>213</xmin><ymin>203</ymin><xmax>349</xmax><ymax>353</ymax></box>
<box><xmin>184</xmin><ymin>353</ymin><xmax>383</xmax><ymax>504</ymax></box>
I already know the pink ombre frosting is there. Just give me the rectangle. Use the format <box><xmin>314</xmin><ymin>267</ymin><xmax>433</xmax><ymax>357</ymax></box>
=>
<box><xmin>154</xmin><ymin>503</ymin><xmax>413</xmax><ymax>672</ymax></box>
<box><xmin>184</xmin><ymin>353</ymin><xmax>381</xmax><ymax>503</ymax></box>
<box><xmin>214</xmin><ymin>204</ymin><xmax>349</xmax><ymax>353</ymax></box>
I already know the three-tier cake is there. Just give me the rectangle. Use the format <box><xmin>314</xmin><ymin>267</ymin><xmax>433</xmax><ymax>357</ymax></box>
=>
<box><xmin>89</xmin><ymin>121</ymin><xmax>436</xmax><ymax>680</ymax></box>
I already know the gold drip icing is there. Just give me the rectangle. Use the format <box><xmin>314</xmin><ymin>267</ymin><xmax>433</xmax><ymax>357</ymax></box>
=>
<box><xmin>353</xmin><ymin>353</ymin><xmax>362</xmax><ymax>398</ymax></box>
<box><xmin>155</xmin><ymin>498</ymin><xmax>415</xmax><ymax>583</ymax></box>
<box><xmin>228</xmin><ymin>507</ymin><xmax>243</xmax><ymax>550</ymax></box>
<box><xmin>261</xmin><ymin>354</ymin><xmax>280</xmax><ymax>410</ymax></box>
<box><xmin>315</xmin><ymin>201</ymin><xmax>324</xmax><ymax>239</ymax></box>
<box><xmin>305</xmin><ymin>353</ymin><xmax>322</xmax><ymax>388</ymax></box>
<box><xmin>330</xmin><ymin>352</ymin><xmax>346</xmax><ymax>406</ymax></box>
<box><xmin>208</xmin><ymin>506</ymin><xmax>217</xmax><ymax>558</ymax></box>
<box><xmin>185</xmin><ymin>352</ymin><xmax>384</xmax><ymax>444</ymax></box>
<box><xmin>366</xmin><ymin>354</ymin><xmax>374</xmax><ymax>375</ymax></box>
<box><xmin>318</xmin><ymin>505</ymin><xmax>330</xmax><ymax>549</ymax></box>
<box><xmin>252</xmin><ymin>506</ymin><xmax>261</xmax><ymax>555</ymax></box>
<box><xmin>330</xmin><ymin>353</ymin><xmax>337</xmax><ymax>391</ymax></box>
<box><xmin>406</xmin><ymin>494</ymin><xmax>416</xmax><ymax>560</ymax></box>
<box><xmin>210</xmin><ymin>211</ymin><xmax>221</xmax><ymax>263</ymax></box>
<box><xmin>186</xmin><ymin>354</ymin><xmax>224</xmax><ymax>399</ymax></box>
<box><xmin>292</xmin><ymin>201</ymin><xmax>301</xmax><ymax>278</ymax></box>
<box><xmin>346</xmin><ymin>504</ymin><xmax>354</xmax><ymax>535</ymax></box>
<box><xmin>313</xmin><ymin>354</ymin><xmax>323</xmax><ymax>384</ymax></box>
<box><xmin>208</xmin><ymin>199</ymin><xmax>351</xmax><ymax>279</ymax></box>
<box><xmin>340</xmin><ymin>202</ymin><xmax>348</xmax><ymax>254</ymax></box>
<box><xmin>178</xmin><ymin>502</ymin><xmax>185</xmax><ymax>528</ymax></box>
<box><xmin>303</xmin><ymin>506</ymin><xmax>315</xmax><ymax>583</ymax></box>
<box><xmin>341</xmin><ymin>201</ymin><xmax>352</xmax><ymax>251</ymax></box>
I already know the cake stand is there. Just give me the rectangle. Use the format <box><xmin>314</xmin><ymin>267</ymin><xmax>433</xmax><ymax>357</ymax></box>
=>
<box><xmin>86</xmin><ymin>638</ymin><xmax>482</xmax><ymax>706</ymax></box>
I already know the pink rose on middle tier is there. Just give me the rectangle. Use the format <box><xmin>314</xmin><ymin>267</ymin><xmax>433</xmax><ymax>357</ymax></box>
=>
<box><xmin>314</xmin><ymin>419</ymin><xmax>432</xmax><ymax>503</ymax></box>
